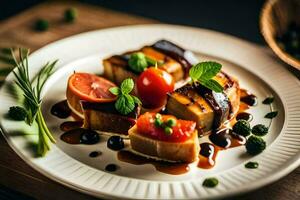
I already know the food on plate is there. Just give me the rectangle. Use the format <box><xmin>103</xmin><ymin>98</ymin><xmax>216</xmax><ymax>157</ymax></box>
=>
<box><xmin>67</xmin><ymin>73</ymin><xmax>140</xmax><ymax>135</ymax></box>
<box><xmin>137</xmin><ymin>67</ymin><xmax>175</xmax><ymax>108</ymax></box>
<box><xmin>245</xmin><ymin>135</ymin><xmax>266</xmax><ymax>155</ymax></box>
<box><xmin>128</xmin><ymin>113</ymin><xmax>199</xmax><ymax>163</ymax></box>
<box><xmin>8</xmin><ymin>106</ymin><xmax>27</xmax><ymax>121</ymax></box>
<box><xmin>103</xmin><ymin>40</ymin><xmax>196</xmax><ymax>91</ymax></box>
<box><xmin>251</xmin><ymin>124</ymin><xmax>268</xmax><ymax>136</ymax></box>
<box><xmin>166</xmin><ymin>71</ymin><xmax>240</xmax><ymax>133</ymax></box>
<box><xmin>232</xmin><ymin>119</ymin><xmax>251</xmax><ymax>137</ymax></box>
<box><xmin>82</xmin><ymin>101</ymin><xmax>139</xmax><ymax>135</ymax></box>
<box><xmin>107</xmin><ymin>136</ymin><xmax>125</xmax><ymax>150</ymax></box>
<box><xmin>66</xmin><ymin>72</ymin><xmax>117</xmax><ymax>117</ymax></box>
<box><xmin>48</xmin><ymin>39</ymin><xmax>274</xmax><ymax>172</ymax></box>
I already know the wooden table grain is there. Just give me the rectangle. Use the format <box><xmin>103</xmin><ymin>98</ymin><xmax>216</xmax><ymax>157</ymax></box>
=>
<box><xmin>0</xmin><ymin>1</ymin><xmax>299</xmax><ymax>199</ymax></box>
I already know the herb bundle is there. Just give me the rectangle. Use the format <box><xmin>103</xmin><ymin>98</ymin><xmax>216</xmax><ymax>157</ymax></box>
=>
<box><xmin>11</xmin><ymin>48</ymin><xmax>57</xmax><ymax>156</ymax></box>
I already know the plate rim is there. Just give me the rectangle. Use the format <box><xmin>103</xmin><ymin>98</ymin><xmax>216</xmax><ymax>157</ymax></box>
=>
<box><xmin>1</xmin><ymin>24</ymin><xmax>300</xmax><ymax>199</ymax></box>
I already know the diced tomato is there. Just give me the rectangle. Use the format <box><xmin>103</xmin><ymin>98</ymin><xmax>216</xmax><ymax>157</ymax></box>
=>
<box><xmin>136</xmin><ymin>112</ymin><xmax>196</xmax><ymax>142</ymax></box>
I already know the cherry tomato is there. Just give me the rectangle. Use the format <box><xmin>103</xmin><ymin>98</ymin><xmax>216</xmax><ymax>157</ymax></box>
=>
<box><xmin>137</xmin><ymin>67</ymin><xmax>174</xmax><ymax>108</ymax></box>
<box><xmin>137</xmin><ymin>113</ymin><xmax>196</xmax><ymax>142</ymax></box>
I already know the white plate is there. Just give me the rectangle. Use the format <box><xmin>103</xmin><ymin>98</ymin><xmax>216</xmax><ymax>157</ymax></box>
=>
<box><xmin>1</xmin><ymin>24</ymin><xmax>300</xmax><ymax>199</ymax></box>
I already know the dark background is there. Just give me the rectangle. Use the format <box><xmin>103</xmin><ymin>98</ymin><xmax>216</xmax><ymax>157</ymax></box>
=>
<box><xmin>0</xmin><ymin>0</ymin><xmax>266</xmax><ymax>44</ymax></box>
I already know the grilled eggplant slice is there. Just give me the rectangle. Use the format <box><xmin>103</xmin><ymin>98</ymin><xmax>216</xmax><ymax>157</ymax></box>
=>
<box><xmin>103</xmin><ymin>40</ymin><xmax>196</xmax><ymax>89</ymax></box>
<box><xmin>166</xmin><ymin>71</ymin><xmax>240</xmax><ymax>134</ymax></box>
<box><xmin>82</xmin><ymin>101</ymin><xmax>140</xmax><ymax>136</ymax></box>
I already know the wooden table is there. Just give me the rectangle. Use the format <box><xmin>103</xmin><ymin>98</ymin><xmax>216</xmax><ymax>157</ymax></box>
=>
<box><xmin>0</xmin><ymin>1</ymin><xmax>299</xmax><ymax>199</ymax></box>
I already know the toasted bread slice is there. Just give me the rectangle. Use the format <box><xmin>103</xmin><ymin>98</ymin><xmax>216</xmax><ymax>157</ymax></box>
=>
<box><xmin>129</xmin><ymin>125</ymin><xmax>199</xmax><ymax>163</ymax></box>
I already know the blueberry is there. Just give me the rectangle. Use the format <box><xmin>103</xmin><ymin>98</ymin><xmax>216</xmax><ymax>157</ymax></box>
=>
<box><xmin>107</xmin><ymin>136</ymin><xmax>124</xmax><ymax>150</ymax></box>
<box><xmin>105</xmin><ymin>164</ymin><xmax>118</xmax><ymax>172</ymax></box>
<box><xmin>80</xmin><ymin>130</ymin><xmax>100</xmax><ymax>144</ymax></box>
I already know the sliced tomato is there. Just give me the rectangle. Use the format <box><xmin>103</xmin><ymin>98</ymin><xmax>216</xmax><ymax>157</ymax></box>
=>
<box><xmin>68</xmin><ymin>73</ymin><xmax>117</xmax><ymax>102</ymax></box>
<box><xmin>136</xmin><ymin>112</ymin><xmax>196</xmax><ymax>142</ymax></box>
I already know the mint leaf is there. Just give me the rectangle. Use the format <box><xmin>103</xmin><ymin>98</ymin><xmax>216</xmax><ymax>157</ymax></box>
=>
<box><xmin>201</xmin><ymin>79</ymin><xmax>223</xmax><ymax>93</ymax></box>
<box><xmin>109</xmin><ymin>87</ymin><xmax>120</xmax><ymax>95</ymax></box>
<box><xmin>132</xmin><ymin>96</ymin><xmax>142</xmax><ymax>105</ymax></box>
<box><xmin>115</xmin><ymin>95</ymin><xmax>135</xmax><ymax>115</ymax></box>
<box><xmin>189</xmin><ymin>63</ymin><xmax>203</xmax><ymax>81</ymax></box>
<box><xmin>198</xmin><ymin>61</ymin><xmax>222</xmax><ymax>81</ymax></box>
<box><xmin>264</xmin><ymin>111</ymin><xmax>278</xmax><ymax>119</ymax></box>
<box><xmin>189</xmin><ymin>61</ymin><xmax>223</xmax><ymax>93</ymax></box>
<box><xmin>121</xmin><ymin>78</ymin><xmax>134</xmax><ymax>94</ymax></box>
<box><xmin>262</xmin><ymin>97</ymin><xmax>274</xmax><ymax>104</ymax></box>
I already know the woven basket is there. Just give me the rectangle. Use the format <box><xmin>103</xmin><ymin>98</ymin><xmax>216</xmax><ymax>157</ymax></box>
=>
<box><xmin>260</xmin><ymin>0</ymin><xmax>300</xmax><ymax>70</ymax></box>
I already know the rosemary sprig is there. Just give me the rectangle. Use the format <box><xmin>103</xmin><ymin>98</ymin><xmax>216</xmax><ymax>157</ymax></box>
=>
<box><xmin>11</xmin><ymin>48</ymin><xmax>57</xmax><ymax>156</ymax></box>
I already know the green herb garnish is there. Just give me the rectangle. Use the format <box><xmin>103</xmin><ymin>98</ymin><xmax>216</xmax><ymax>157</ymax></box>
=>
<box><xmin>252</xmin><ymin>124</ymin><xmax>268</xmax><ymax>136</ymax></box>
<box><xmin>265</xmin><ymin>111</ymin><xmax>278</xmax><ymax>119</ymax></box>
<box><xmin>202</xmin><ymin>177</ymin><xmax>219</xmax><ymax>188</ymax></box>
<box><xmin>164</xmin><ymin>126</ymin><xmax>173</xmax><ymax>135</ymax></box>
<box><xmin>34</xmin><ymin>19</ymin><xmax>49</xmax><ymax>31</ymax></box>
<box><xmin>8</xmin><ymin>106</ymin><xmax>27</xmax><ymax>121</ymax></box>
<box><xmin>154</xmin><ymin>113</ymin><xmax>176</xmax><ymax>135</ymax></box>
<box><xmin>128</xmin><ymin>52</ymin><xmax>163</xmax><ymax>73</ymax></box>
<box><xmin>245</xmin><ymin>136</ymin><xmax>266</xmax><ymax>155</ymax></box>
<box><xmin>245</xmin><ymin>161</ymin><xmax>259</xmax><ymax>169</ymax></box>
<box><xmin>154</xmin><ymin>113</ymin><xmax>163</xmax><ymax>127</ymax></box>
<box><xmin>262</xmin><ymin>97</ymin><xmax>274</xmax><ymax>104</ymax></box>
<box><xmin>232</xmin><ymin>119</ymin><xmax>251</xmax><ymax>137</ymax></box>
<box><xmin>189</xmin><ymin>61</ymin><xmax>223</xmax><ymax>93</ymax></box>
<box><xmin>64</xmin><ymin>8</ymin><xmax>78</xmax><ymax>23</ymax></box>
<box><xmin>109</xmin><ymin>78</ymin><xmax>141</xmax><ymax>115</ymax></box>
<box><xmin>10</xmin><ymin>48</ymin><xmax>57</xmax><ymax>156</ymax></box>
<box><xmin>128</xmin><ymin>52</ymin><xmax>148</xmax><ymax>73</ymax></box>
<box><xmin>166</xmin><ymin>118</ymin><xmax>176</xmax><ymax>127</ymax></box>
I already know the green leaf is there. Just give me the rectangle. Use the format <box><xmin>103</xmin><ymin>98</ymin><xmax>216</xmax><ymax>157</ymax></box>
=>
<box><xmin>115</xmin><ymin>95</ymin><xmax>135</xmax><ymax>115</ymax></box>
<box><xmin>189</xmin><ymin>61</ymin><xmax>223</xmax><ymax>93</ymax></box>
<box><xmin>109</xmin><ymin>87</ymin><xmax>120</xmax><ymax>96</ymax></box>
<box><xmin>121</xmin><ymin>78</ymin><xmax>134</xmax><ymax>94</ymax></box>
<box><xmin>189</xmin><ymin>64</ymin><xmax>203</xmax><ymax>81</ymax></box>
<box><xmin>262</xmin><ymin>97</ymin><xmax>274</xmax><ymax>104</ymax></box>
<box><xmin>199</xmin><ymin>61</ymin><xmax>222</xmax><ymax>81</ymax></box>
<box><xmin>146</xmin><ymin>56</ymin><xmax>157</xmax><ymax>66</ymax></box>
<box><xmin>265</xmin><ymin>111</ymin><xmax>278</xmax><ymax>119</ymax></box>
<box><xmin>201</xmin><ymin>79</ymin><xmax>223</xmax><ymax>93</ymax></box>
<box><xmin>128</xmin><ymin>52</ymin><xmax>148</xmax><ymax>73</ymax></box>
<box><xmin>132</xmin><ymin>96</ymin><xmax>142</xmax><ymax>105</ymax></box>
